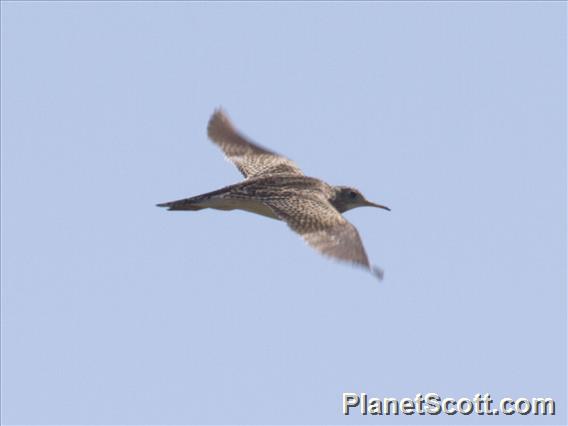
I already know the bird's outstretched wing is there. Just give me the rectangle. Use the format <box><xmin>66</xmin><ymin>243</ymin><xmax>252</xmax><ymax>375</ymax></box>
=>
<box><xmin>264</xmin><ymin>195</ymin><xmax>383</xmax><ymax>280</ymax></box>
<box><xmin>207</xmin><ymin>109</ymin><xmax>304</xmax><ymax>179</ymax></box>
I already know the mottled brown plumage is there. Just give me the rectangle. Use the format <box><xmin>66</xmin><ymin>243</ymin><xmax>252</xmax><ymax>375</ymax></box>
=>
<box><xmin>157</xmin><ymin>109</ymin><xmax>390</xmax><ymax>280</ymax></box>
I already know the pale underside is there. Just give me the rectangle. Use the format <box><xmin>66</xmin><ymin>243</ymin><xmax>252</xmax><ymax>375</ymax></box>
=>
<box><xmin>206</xmin><ymin>109</ymin><xmax>380</xmax><ymax>278</ymax></box>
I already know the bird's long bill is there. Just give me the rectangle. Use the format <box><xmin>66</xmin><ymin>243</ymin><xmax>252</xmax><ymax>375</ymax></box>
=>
<box><xmin>366</xmin><ymin>200</ymin><xmax>391</xmax><ymax>211</ymax></box>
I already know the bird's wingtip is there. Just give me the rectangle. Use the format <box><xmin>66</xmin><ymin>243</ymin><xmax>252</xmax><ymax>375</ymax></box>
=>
<box><xmin>210</xmin><ymin>106</ymin><xmax>229</xmax><ymax>122</ymax></box>
<box><xmin>208</xmin><ymin>107</ymin><xmax>233</xmax><ymax>137</ymax></box>
<box><xmin>371</xmin><ymin>266</ymin><xmax>384</xmax><ymax>281</ymax></box>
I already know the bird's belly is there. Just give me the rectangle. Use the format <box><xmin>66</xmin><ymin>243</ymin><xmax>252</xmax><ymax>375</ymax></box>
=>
<box><xmin>205</xmin><ymin>197</ymin><xmax>279</xmax><ymax>220</ymax></box>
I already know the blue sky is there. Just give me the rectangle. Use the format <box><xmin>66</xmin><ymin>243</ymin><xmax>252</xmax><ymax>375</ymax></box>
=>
<box><xmin>1</xmin><ymin>2</ymin><xmax>565</xmax><ymax>425</ymax></box>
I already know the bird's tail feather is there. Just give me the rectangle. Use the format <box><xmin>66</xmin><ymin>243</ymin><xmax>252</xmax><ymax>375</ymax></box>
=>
<box><xmin>156</xmin><ymin>197</ymin><xmax>205</xmax><ymax>211</ymax></box>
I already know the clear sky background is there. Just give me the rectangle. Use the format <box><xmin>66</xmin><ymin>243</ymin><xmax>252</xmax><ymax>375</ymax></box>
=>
<box><xmin>1</xmin><ymin>2</ymin><xmax>565</xmax><ymax>425</ymax></box>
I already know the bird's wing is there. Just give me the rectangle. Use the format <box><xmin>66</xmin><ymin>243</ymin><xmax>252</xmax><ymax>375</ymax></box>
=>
<box><xmin>207</xmin><ymin>109</ymin><xmax>304</xmax><ymax>179</ymax></box>
<box><xmin>264</xmin><ymin>195</ymin><xmax>382</xmax><ymax>279</ymax></box>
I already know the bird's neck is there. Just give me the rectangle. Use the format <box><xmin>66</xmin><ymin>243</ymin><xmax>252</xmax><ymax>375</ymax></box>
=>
<box><xmin>329</xmin><ymin>188</ymin><xmax>350</xmax><ymax>213</ymax></box>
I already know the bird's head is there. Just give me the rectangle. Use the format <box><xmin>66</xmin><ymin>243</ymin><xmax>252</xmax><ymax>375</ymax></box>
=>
<box><xmin>332</xmin><ymin>186</ymin><xmax>391</xmax><ymax>213</ymax></box>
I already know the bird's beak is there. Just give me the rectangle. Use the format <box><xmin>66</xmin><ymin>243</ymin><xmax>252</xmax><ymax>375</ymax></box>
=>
<box><xmin>365</xmin><ymin>200</ymin><xmax>391</xmax><ymax>211</ymax></box>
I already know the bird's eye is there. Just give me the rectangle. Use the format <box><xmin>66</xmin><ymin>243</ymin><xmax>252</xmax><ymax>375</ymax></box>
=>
<box><xmin>349</xmin><ymin>191</ymin><xmax>358</xmax><ymax>199</ymax></box>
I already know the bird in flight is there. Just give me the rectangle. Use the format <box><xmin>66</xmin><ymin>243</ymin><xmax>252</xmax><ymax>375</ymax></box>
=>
<box><xmin>157</xmin><ymin>109</ymin><xmax>390</xmax><ymax>280</ymax></box>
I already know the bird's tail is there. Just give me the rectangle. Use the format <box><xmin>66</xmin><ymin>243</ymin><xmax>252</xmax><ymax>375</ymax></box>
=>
<box><xmin>156</xmin><ymin>196</ymin><xmax>206</xmax><ymax>211</ymax></box>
